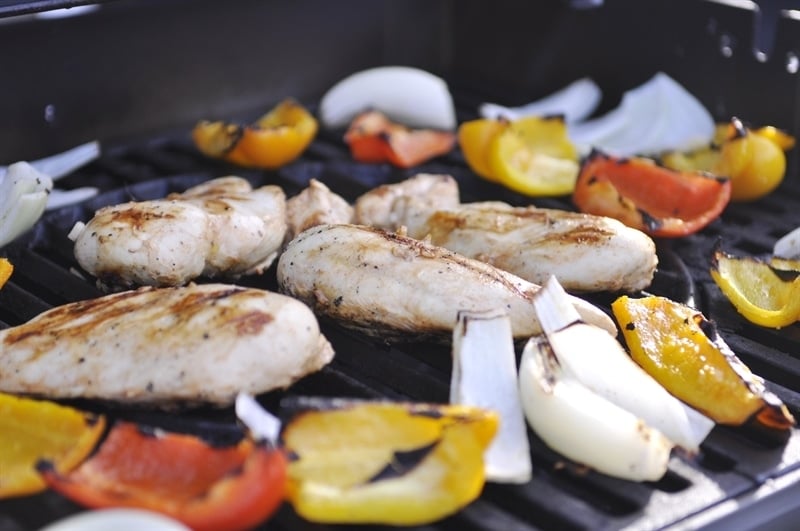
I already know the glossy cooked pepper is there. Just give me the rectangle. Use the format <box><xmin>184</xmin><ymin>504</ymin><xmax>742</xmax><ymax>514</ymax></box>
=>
<box><xmin>39</xmin><ymin>421</ymin><xmax>287</xmax><ymax>531</ymax></box>
<box><xmin>280</xmin><ymin>398</ymin><xmax>498</xmax><ymax>526</ymax></box>
<box><xmin>661</xmin><ymin>118</ymin><xmax>794</xmax><ymax>202</ymax></box>
<box><xmin>192</xmin><ymin>98</ymin><xmax>318</xmax><ymax>169</ymax></box>
<box><xmin>0</xmin><ymin>393</ymin><xmax>105</xmax><ymax>498</ymax></box>
<box><xmin>710</xmin><ymin>248</ymin><xmax>800</xmax><ymax>329</ymax></box>
<box><xmin>573</xmin><ymin>150</ymin><xmax>731</xmax><ymax>237</ymax></box>
<box><xmin>458</xmin><ymin>116</ymin><xmax>580</xmax><ymax>196</ymax></box>
<box><xmin>344</xmin><ymin>110</ymin><xmax>456</xmax><ymax>168</ymax></box>
<box><xmin>612</xmin><ymin>295</ymin><xmax>795</xmax><ymax>444</ymax></box>
<box><xmin>0</xmin><ymin>258</ymin><xmax>11</xmax><ymax>289</ymax></box>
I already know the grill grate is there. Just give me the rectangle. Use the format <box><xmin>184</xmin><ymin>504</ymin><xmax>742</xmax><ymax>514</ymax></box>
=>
<box><xmin>1</xmin><ymin>101</ymin><xmax>800</xmax><ymax>530</ymax></box>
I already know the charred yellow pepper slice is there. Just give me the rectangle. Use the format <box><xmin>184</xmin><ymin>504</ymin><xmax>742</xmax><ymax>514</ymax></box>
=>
<box><xmin>192</xmin><ymin>98</ymin><xmax>318</xmax><ymax>169</ymax></box>
<box><xmin>0</xmin><ymin>392</ymin><xmax>106</xmax><ymax>498</ymax></box>
<box><xmin>661</xmin><ymin>118</ymin><xmax>794</xmax><ymax>202</ymax></box>
<box><xmin>281</xmin><ymin>399</ymin><xmax>498</xmax><ymax>526</ymax></box>
<box><xmin>710</xmin><ymin>249</ymin><xmax>800</xmax><ymax>329</ymax></box>
<box><xmin>0</xmin><ymin>258</ymin><xmax>12</xmax><ymax>289</ymax></box>
<box><xmin>611</xmin><ymin>295</ymin><xmax>795</xmax><ymax>441</ymax></box>
<box><xmin>458</xmin><ymin>116</ymin><xmax>579</xmax><ymax>196</ymax></box>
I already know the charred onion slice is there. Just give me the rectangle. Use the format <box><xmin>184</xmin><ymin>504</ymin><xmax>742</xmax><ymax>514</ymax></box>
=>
<box><xmin>39</xmin><ymin>421</ymin><xmax>287</xmax><ymax>531</ymax></box>
<box><xmin>572</xmin><ymin>151</ymin><xmax>731</xmax><ymax>238</ymax></box>
<box><xmin>280</xmin><ymin>397</ymin><xmax>498</xmax><ymax>525</ymax></box>
<box><xmin>344</xmin><ymin>110</ymin><xmax>456</xmax><ymax>168</ymax></box>
<box><xmin>0</xmin><ymin>393</ymin><xmax>105</xmax><ymax>498</ymax></box>
<box><xmin>192</xmin><ymin>98</ymin><xmax>318</xmax><ymax>169</ymax></box>
<box><xmin>612</xmin><ymin>295</ymin><xmax>796</xmax><ymax>444</ymax></box>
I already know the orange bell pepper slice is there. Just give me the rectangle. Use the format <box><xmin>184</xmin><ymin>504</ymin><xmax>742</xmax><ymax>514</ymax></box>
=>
<box><xmin>573</xmin><ymin>151</ymin><xmax>731</xmax><ymax>237</ymax></box>
<box><xmin>40</xmin><ymin>421</ymin><xmax>287</xmax><ymax>531</ymax></box>
<box><xmin>344</xmin><ymin>110</ymin><xmax>456</xmax><ymax>168</ymax></box>
<box><xmin>192</xmin><ymin>98</ymin><xmax>318</xmax><ymax>169</ymax></box>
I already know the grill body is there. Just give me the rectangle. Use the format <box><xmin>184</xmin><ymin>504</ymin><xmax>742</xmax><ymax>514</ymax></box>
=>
<box><xmin>1</xmin><ymin>1</ymin><xmax>800</xmax><ymax>530</ymax></box>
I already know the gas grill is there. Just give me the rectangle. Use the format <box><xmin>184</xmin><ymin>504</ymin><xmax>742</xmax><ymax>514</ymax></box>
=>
<box><xmin>2</xmin><ymin>0</ymin><xmax>800</xmax><ymax>529</ymax></box>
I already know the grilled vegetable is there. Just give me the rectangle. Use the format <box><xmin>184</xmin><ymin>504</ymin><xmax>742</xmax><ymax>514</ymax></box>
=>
<box><xmin>612</xmin><ymin>295</ymin><xmax>796</xmax><ymax>444</ymax></box>
<box><xmin>573</xmin><ymin>150</ymin><xmax>731</xmax><ymax>237</ymax></box>
<box><xmin>318</xmin><ymin>66</ymin><xmax>456</xmax><ymax>130</ymax></box>
<box><xmin>451</xmin><ymin>310</ymin><xmax>532</xmax><ymax>483</ymax></box>
<box><xmin>774</xmin><ymin>226</ymin><xmax>800</xmax><ymax>259</ymax></box>
<box><xmin>459</xmin><ymin>115</ymin><xmax>580</xmax><ymax>196</ymax></box>
<box><xmin>192</xmin><ymin>98</ymin><xmax>318</xmax><ymax>169</ymax></box>
<box><xmin>344</xmin><ymin>110</ymin><xmax>456</xmax><ymax>168</ymax></box>
<box><xmin>277</xmin><ymin>224</ymin><xmax>617</xmax><ymax>342</ymax></box>
<box><xmin>518</xmin><ymin>336</ymin><xmax>672</xmax><ymax>482</ymax></box>
<box><xmin>662</xmin><ymin>118</ymin><xmax>794</xmax><ymax>202</ymax></box>
<box><xmin>70</xmin><ymin>176</ymin><xmax>287</xmax><ymax>289</ymax></box>
<box><xmin>0</xmin><ymin>393</ymin><xmax>105</xmax><ymax>498</ymax></box>
<box><xmin>0</xmin><ymin>258</ymin><xmax>11</xmax><ymax>289</ymax></box>
<box><xmin>531</xmin><ymin>277</ymin><xmax>714</xmax><ymax>453</ymax></box>
<box><xmin>568</xmin><ymin>72</ymin><xmax>714</xmax><ymax>157</ymax></box>
<box><xmin>0</xmin><ymin>162</ymin><xmax>53</xmax><ymax>249</ymax></box>
<box><xmin>280</xmin><ymin>398</ymin><xmax>498</xmax><ymax>525</ymax></box>
<box><xmin>0</xmin><ymin>283</ymin><xmax>334</xmax><ymax>407</ymax></box>
<box><xmin>710</xmin><ymin>249</ymin><xmax>800</xmax><ymax>328</ymax></box>
<box><xmin>39</xmin><ymin>509</ymin><xmax>189</xmax><ymax>531</ymax></box>
<box><xmin>479</xmin><ymin>77</ymin><xmax>602</xmax><ymax>123</ymax></box>
<box><xmin>39</xmin><ymin>421</ymin><xmax>286</xmax><ymax>531</ymax></box>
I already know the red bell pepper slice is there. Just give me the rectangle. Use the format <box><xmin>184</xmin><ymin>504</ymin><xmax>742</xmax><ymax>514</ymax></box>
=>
<box><xmin>572</xmin><ymin>151</ymin><xmax>731</xmax><ymax>238</ymax></box>
<box><xmin>38</xmin><ymin>421</ymin><xmax>286</xmax><ymax>531</ymax></box>
<box><xmin>344</xmin><ymin>110</ymin><xmax>455</xmax><ymax>168</ymax></box>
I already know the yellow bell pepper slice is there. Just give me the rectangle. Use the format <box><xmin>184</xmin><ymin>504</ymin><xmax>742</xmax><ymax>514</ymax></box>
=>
<box><xmin>457</xmin><ymin>118</ymin><xmax>508</xmax><ymax>181</ymax></box>
<box><xmin>0</xmin><ymin>258</ymin><xmax>12</xmax><ymax>289</ymax></box>
<box><xmin>281</xmin><ymin>399</ymin><xmax>498</xmax><ymax>526</ymax></box>
<box><xmin>0</xmin><ymin>392</ymin><xmax>106</xmax><ymax>498</ymax></box>
<box><xmin>192</xmin><ymin>98</ymin><xmax>318</xmax><ymax>169</ymax></box>
<box><xmin>488</xmin><ymin>115</ymin><xmax>579</xmax><ymax>197</ymax></box>
<box><xmin>710</xmin><ymin>249</ymin><xmax>800</xmax><ymax>329</ymax></box>
<box><xmin>611</xmin><ymin>295</ymin><xmax>795</xmax><ymax>440</ymax></box>
<box><xmin>662</xmin><ymin>118</ymin><xmax>793</xmax><ymax>202</ymax></box>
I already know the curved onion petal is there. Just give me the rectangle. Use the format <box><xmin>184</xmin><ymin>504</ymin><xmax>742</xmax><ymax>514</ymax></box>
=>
<box><xmin>479</xmin><ymin>78</ymin><xmax>602</xmax><ymax>124</ymax></box>
<box><xmin>319</xmin><ymin>66</ymin><xmax>456</xmax><ymax>130</ymax></box>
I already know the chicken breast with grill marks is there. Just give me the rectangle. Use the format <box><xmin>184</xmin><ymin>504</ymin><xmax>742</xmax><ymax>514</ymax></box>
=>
<box><xmin>277</xmin><ymin>224</ymin><xmax>616</xmax><ymax>342</ymax></box>
<box><xmin>0</xmin><ymin>283</ymin><xmax>334</xmax><ymax>407</ymax></box>
<box><xmin>70</xmin><ymin>176</ymin><xmax>287</xmax><ymax>290</ymax></box>
<box><xmin>353</xmin><ymin>174</ymin><xmax>657</xmax><ymax>293</ymax></box>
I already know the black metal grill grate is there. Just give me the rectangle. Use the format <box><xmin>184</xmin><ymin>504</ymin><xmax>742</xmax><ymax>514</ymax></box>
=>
<box><xmin>1</xmin><ymin>98</ymin><xmax>800</xmax><ymax>531</ymax></box>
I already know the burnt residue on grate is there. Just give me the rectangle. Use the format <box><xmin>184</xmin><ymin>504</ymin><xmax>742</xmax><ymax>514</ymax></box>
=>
<box><xmin>1</xmin><ymin>125</ymin><xmax>800</xmax><ymax>531</ymax></box>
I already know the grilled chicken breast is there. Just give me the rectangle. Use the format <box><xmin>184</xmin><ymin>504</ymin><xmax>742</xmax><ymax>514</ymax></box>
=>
<box><xmin>354</xmin><ymin>174</ymin><xmax>657</xmax><ymax>293</ymax></box>
<box><xmin>277</xmin><ymin>224</ymin><xmax>616</xmax><ymax>341</ymax></box>
<box><xmin>286</xmin><ymin>179</ymin><xmax>354</xmax><ymax>241</ymax></box>
<box><xmin>71</xmin><ymin>176</ymin><xmax>287</xmax><ymax>289</ymax></box>
<box><xmin>0</xmin><ymin>283</ymin><xmax>334</xmax><ymax>407</ymax></box>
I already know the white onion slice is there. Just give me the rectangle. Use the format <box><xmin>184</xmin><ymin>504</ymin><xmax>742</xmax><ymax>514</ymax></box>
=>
<box><xmin>774</xmin><ymin>226</ymin><xmax>800</xmax><ymax>259</ymax></box>
<box><xmin>39</xmin><ymin>508</ymin><xmax>189</xmax><ymax>531</ymax></box>
<box><xmin>235</xmin><ymin>392</ymin><xmax>281</xmax><ymax>444</ymax></box>
<box><xmin>569</xmin><ymin>72</ymin><xmax>714</xmax><ymax>157</ymax></box>
<box><xmin>532</xmin><ymin>277</ymin><xmax>714</xmax><ymax>453</ymax></box>
<box><xmin>479</xmin><ymin>77</ymin><xmax>602</xmax><ymax>123</ymax></box>
<box><xmin>518</xmin><ymin>335</ymin><xmax>672</xmax><ymax>482</ymax></box>
<box><xmin>451</xmin><ymin>309</ymin><xmax>532</xmax><ymax>484</ymax></box>
<box><xmin>47</xmin><ymin>187</ymin><xmax>99</xmax><ymax>210</ymax></box>
<box><xmin>319</xmin><ymin>66</ymin><xmax>456</xmax><ymax>130</ymax></box>
<box><xmin>0</xmin><ymin>140</ymin><xmax>100</xmax><ymax>181</ymax></box>
<box><xmin>0</xmin><ymin>162</ymin><xmax>53</xmax><ymax>248</ymax></box>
